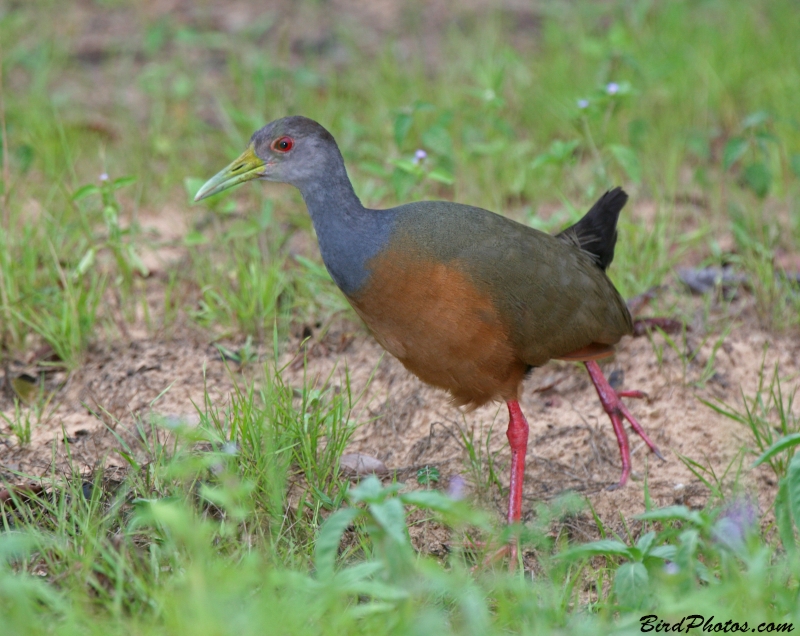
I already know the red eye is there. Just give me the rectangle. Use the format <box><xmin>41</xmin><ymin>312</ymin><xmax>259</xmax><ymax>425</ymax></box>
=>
<box><xmin>272</xmin><ymin>136</ymin><xmax>294</xmax><ymax>152</ymax></box>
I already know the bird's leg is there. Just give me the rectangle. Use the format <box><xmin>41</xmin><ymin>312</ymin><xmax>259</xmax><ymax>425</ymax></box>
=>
<box><xmin>584</xmin><ymin>360</ymin><xmax>665</xmax><ymax>488</ymax></box>
<box><xmin>505</xmin><ymin>400</ymin><xmax>529</xmax><ymax>565</ymax></box>
<box><xmin>506</xmin><ymin>400</ymin><xmax>529</xmax><ymax>523</ymax></box>
<box><xmin>464</xmin><ymin>401</ymin><xmax>530</xmax><ymax>572</ymax></box>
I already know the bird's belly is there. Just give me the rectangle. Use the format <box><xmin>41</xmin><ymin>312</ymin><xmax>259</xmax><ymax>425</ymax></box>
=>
<box><xmin>348</xmin><ymin>252</ymin><xmax>526</xmax><ymax>408</ymax></box>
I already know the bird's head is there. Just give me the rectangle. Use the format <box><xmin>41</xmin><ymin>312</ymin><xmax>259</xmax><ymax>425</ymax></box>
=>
<box><xmin>194</xmin><ymin>116</ymin><xmax>340</xmax><ymax>201</ymax></box>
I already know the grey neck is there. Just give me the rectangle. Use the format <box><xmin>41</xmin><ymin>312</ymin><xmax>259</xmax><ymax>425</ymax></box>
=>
<box><xmin>296</xmin><ymin>168</ymin><xmax>395</xmax><ymax>297</ymax></box>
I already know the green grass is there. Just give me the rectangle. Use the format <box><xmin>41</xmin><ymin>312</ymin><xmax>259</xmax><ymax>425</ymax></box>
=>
<box><xmin>2</xmin><ymin>366</ymin><xmax>800</xmax><ymax>634</ymax></box>
<box><xmin>2</xmin><ymin>0</ymin><xmax>800</xmax><ymax>632</ymax></box>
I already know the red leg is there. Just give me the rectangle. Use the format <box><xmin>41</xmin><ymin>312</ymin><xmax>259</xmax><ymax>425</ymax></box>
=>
<box><xmin>505</xmin><ymin>400</ymin><xmax>529</xmax><ymax>568</ymax></box>
<box><xmin>584</xmin><ymin>361</ymin><xmax>665</xmax><ymax>488</ymax></box>
<box><xmin>506</xmin><ymin>400</ymin><xmax>529</xmax><ymax>524</ymax></box>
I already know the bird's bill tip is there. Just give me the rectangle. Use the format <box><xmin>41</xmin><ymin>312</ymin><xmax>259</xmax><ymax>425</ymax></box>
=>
<box><xmin>194</xmin><ymin>145</ymin><xmax>266</xmax><ymax>202</ymax></box>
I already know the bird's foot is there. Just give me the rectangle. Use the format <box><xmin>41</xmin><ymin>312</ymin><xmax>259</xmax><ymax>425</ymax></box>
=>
<box><xmin>584</xmin><ymin>360</ymin><xmax>665</xmax><ymax>489</ymax></box>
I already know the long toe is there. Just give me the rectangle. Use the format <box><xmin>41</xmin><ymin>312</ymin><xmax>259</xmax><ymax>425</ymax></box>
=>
<box><xmin>584</xmin><ymin>360</ymin><xmax>665</xmax><ymax>486</ymax></box>
<box><xmin>615</xmin><ymin>400</ymin><xmax>664</xmax><ymax>460</ymax></box>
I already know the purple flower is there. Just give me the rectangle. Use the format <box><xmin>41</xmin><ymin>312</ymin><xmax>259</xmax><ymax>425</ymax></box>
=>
<box><xmin>663</xmin><ymin>562</ymin><xmax>679</xmax><ymax>575</ymax></box>
<box><xmin>577</xmin><ymin>99</ymin><xmax>589</xmax><ymax>109</ymax></box>
<box><xmin>447</xmin><ymin>474</ymin><xmax>466</xmax><ymax>501</ymax></box>
<box><xmin>712</xmin><ymin>497</ymin><xmax>758</xmax><ymax>551</ymax></box>
<box><xmin>606</xmin><ymin>82</ymin><xmax>620</xmax><ymax>95</ymax></box>
<box><xmin>413</xmin><ymin>149</ymin><xmax>427</xmax><ymax>165</ymax></box>
<box><xmin>99</xmin><ymin>172</ymin><xmax>109</xmax><ymax>181</ymax></box>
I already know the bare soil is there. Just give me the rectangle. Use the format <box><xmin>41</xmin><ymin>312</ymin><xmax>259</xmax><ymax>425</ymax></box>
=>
<box><xmin>2</xmin><ymin>285</ymin><xmax>797</xmax><ymax>545</ymax></box>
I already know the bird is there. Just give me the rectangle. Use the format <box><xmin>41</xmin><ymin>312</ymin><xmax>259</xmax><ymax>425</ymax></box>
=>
<box><xmin>195</xmin><ymin>116</ymin><xmax>664</xmax><ymax>545</ymax></box>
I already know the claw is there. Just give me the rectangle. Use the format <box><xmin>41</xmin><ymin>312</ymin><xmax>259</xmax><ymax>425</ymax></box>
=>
<box><xmin>584</xmin><ymin>360</ymin><xmax>665</xmax><ymax>487</ymax></box>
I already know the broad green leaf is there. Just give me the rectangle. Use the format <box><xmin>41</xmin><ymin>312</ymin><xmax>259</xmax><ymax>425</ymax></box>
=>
<box><xmin>722</xmin><ymin>137</ymin><xmax>749</xmax><ymax>170</ymax></box>
<box><xmin>675</xmin><ymin>529</ymin><xmax>700</xmax><ymax>570</ymax></box>
<box><xmin>391</xmin><ymin>158</ymin><xmax>422</xmax><ymax>175</ymax></box>
<box><xmin>559</xmin><ymin>539</ymin><xmax>631</xmax><ymax>560</ymax></box>
<box><xmin>333</xmin><ymin>561</ymin><xmax>383</xmax><ymax>588</ymax></box>
<box><xmin>648</xmin><ymin>545</ymin><xmax>677</xmax><ymax>560</ymax></box>
<box><xmin>315</xmin><ymin>507</ymin><xmax>359</xmax><ymax>580</ymax></box>
<box><xmin>394</xmin><ymin>113</ymin><xmax>413</xmax><ymax>148</ymax></box>
<box><xmin>421</xmin><ymin>125</ymin><xmax>452</xmax><ymax>155</ymax></box>
<box><xmin>72</xmin><ymin>184</ymin><xmax>100</xmax><ymax>201</ymax></box>
<box><xmin>549</xmin><ymin>139</ymin><xmax>580</xmax><ymax>161</ymax></box>
<box><xmin>369</xmin><ymin>498</ymin><xmax>408</xmax><ymax>546</ymax></box>
<box><xmin>531</xmin><ymin>153</ymin><xmax>555</xmax><ymax>170</ymax></box>
<box><xmin>742</xmin><ymin>161</ymin><xmax>771</xmax><ymax>198</ymax></box>
<box><xmin>401</xmin><ymin>490</ymin><xmax>456</xmax><ymax>512</ymax></box>
<box><xmin>112</xmin><ymin>175</ymin><xmax>137</xmax><ymax>190</ymax></box>
<box><xmin>609</xmin><ymin>144</ymin><xmax>641</xmax><ymax>183</ymax></box>
<box><xmin>349</xmin><ymin>475</ymin><xmax>388</xmax><ymax>503</ymax></box>
<box><xmin>428</xmin><ymin>168</ymin><xmax>454</xmax><ymax>184</ymax></box>
<box><xmin>613</xmin><ymin>562</ymin><xmax>649</xmax><ymax>609</ymax></box>
<box><xmin>635</xmin><ymin>531</ymin><xmax>656</xmax><ymax>555</ymax></box>
<box><xmin>400</xmin><ymin>491</ymin><xmax>486</xmax><ymax>526</ymax></box>
<box><xmin>635</xmin><ymin>506</ymin><xmax>704</xmax><ymax>526</ymax></box>
<box><xmin>752</xmin><ymin>433</ymin><xmax>800</xmax><ymax>467</ymax></box>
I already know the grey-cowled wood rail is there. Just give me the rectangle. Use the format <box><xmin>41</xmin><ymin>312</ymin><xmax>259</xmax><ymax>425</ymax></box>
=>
<box><xmin>196</xmin><ymin>116</ymin><xmax>664</xmax><ymax>532</ymax></box>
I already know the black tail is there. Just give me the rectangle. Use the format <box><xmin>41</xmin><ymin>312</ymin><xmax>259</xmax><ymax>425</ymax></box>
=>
<box><xmin>555</xmin><ymin>187</ymin><xmax>628</xmax><ymax>271</ymax></box>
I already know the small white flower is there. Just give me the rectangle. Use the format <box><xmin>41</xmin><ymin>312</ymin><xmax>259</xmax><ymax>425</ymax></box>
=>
<box><xmin>413</xmin><ymin>149</ymin><xmax>427</xmax><ymax>164</ymax></box>
<box><xmin>664</xmin><ymin>562</ymin><xmax>679</xmax><ymax>575</ymax></box>
<box><xmin>577</xmin><ymin>99</ymin><xmax>589</xmax><ymax>109</ymax></box>
<box><xmin>606</xmin><ymin>82</ymin><xmax>620</xmax><ymax>95</ymax></box>
<box><xmin>99</xmin><ymin>172</ymin><xmax>109</xmax><ymax>181</ymax></box>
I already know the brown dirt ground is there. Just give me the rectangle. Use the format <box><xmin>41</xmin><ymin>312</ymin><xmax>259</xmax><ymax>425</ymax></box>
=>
<box><xmin>2</xmin><ymin>277</ymin><xmax>798</xmax><ymax>547</ymax></box>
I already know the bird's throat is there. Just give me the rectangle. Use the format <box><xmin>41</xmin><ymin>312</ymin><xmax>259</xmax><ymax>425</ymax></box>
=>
<box><xmin>298</xmin><ymin>179</ymin><xmax>396</xmax><ymax>297</ymax></box>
